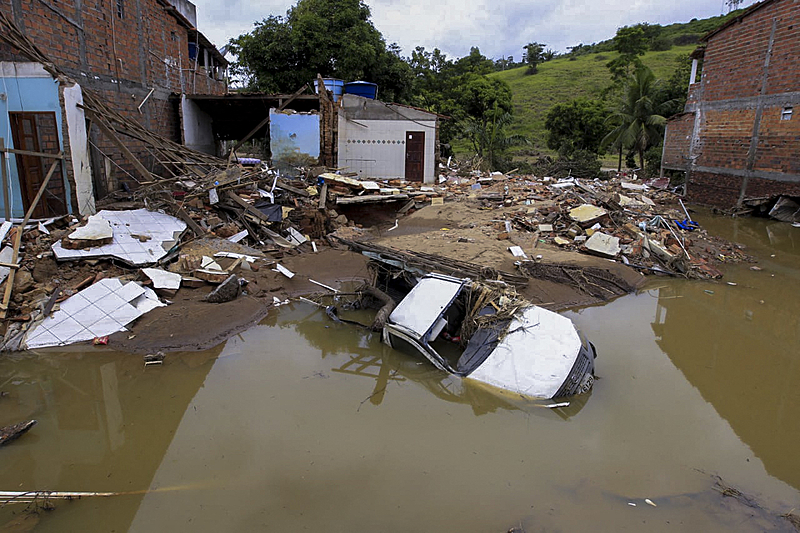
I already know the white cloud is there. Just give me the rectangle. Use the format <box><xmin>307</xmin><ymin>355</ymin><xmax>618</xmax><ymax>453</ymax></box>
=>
<box><xmin>190</xmin><ymin>0</ymin><xmax>757</xmax><ymax>60</ymax></box>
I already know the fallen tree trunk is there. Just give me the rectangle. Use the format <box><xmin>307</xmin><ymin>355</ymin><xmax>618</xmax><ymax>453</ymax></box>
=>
<box><xmin>0</xmin><ymin>420</ymin><xmax>36</xmax><ymax>447</ymax></box>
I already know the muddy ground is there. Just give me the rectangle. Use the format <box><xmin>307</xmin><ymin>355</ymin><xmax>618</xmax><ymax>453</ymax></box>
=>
<box><xmin>113</xmin><ymin>200</ymin><xmax>645</xmax><ymax>354</ymax></box>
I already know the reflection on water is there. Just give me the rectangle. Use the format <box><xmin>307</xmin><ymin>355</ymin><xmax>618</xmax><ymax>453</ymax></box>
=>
<box><xmin>0</xmin><ymin>213</ymin><xmax>798</xmax><ymax>532</ymax></box>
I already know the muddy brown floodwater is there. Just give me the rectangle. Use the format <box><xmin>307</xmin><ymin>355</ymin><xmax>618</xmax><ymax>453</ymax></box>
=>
<box><xmin>0</xmin><ymin>211</ymin><xmax>799</xmax><ymax>532</ymax></box>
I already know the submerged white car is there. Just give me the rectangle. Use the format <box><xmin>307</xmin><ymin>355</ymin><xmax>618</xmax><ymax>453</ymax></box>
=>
<box><xmin>381</xmin><ymin>274</ymin><xmax>596</xmax><ymax>399</ymax></box>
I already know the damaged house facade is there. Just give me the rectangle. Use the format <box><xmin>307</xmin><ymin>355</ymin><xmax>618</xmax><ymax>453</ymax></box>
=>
<box><xmin>337</xmin><ymin>94</ymin><xmax>440</xmax><ymax>183</ymax></box>
<box><xmin>0</xmin><ymin>0</ymin><xmax>227</xmax><ymax>219</ymax></box>
<box><xmin>661</xmin><ymin>0</ymin><xmax>799</xmax><ymax>207</ymax></box>
<box><xmin>187</xmin><ymin>87</ymin><xmax>442</xmax><ymax>185</ymax></box>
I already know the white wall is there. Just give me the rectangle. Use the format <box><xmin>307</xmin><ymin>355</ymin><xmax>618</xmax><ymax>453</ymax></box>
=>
<box><xmin>337</xmin><ymin>117</ymin><xmax>436</xmax><ymax>183</ymax></box>
<box><xmin>63</xmin><ymin>83</ymin><xmax>95</xmax><ymax>216</ymax></box>
<box><xmin>181</xmin><ymin>95</ymin><xmax>216</xmax><ymax>155</ymax></box>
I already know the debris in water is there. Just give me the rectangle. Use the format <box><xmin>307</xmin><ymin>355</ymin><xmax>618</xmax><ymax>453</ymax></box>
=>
<box><xmin>0</xmin><ymin>420</ymin><xmax>36</xmax><ymax>446</ymax></box>
<box><xmin>645</xmin><ymin>498</ymin><xmax>657</xmax><ymax>507</ymax></box>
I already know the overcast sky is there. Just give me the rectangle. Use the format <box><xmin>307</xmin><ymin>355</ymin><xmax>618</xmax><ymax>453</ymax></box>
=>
<box><xmin>191</xmin><ymin>0</ymin><xmax>755</xmax><ymax>61</ymax></box>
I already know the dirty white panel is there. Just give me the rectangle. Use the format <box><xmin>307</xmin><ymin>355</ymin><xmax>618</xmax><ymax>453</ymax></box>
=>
<box><xmin>142</xmin><ymin>268</ymin><xmax>182</xmax><ymax>290</ymax></box>
<box><xmin>51</xmin><ymin>209</ymin><xmax>186</xmax><ymax>266</ymax></box>
<box><xmin>337</xmin><ymin>117</ymin><xmax>437</xmax><ymax>182</ymax></box>
<box><xmin>388</xmin><ymin>277</ymin><xmax>462</xmax><ymax>337</ymax></box>
<box><xmin>24</xmin><ymin>279</ymin><xmax>165</xmax><ymax>348</ymax></box>
<box><xmin>467</xmin><ymin>306</ymin><xmax>582</xmax><ymax>399</ymax></box>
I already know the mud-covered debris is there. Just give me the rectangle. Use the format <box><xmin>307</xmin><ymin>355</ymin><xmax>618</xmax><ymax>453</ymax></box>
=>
<box><xmin>0</xmin><ymin>420</ymin><xmax>36</xmax><ymax>446</ymax></box>
<box><xmin>205</xmin><ymin>275</ymin><xmax>243</xmax><ymax>303</ymax></box>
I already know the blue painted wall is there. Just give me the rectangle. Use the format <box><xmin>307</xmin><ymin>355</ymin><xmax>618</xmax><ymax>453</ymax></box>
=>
<box><xmin>0</xmin><ymin>75</ymin><xmax>71</xmax><ymax>218</ymax></box>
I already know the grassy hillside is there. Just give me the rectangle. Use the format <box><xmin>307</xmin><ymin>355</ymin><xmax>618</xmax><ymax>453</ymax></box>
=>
<box><xmin>489</xmin><ymin>45</ymin><xmax>695</xmax><ymax>156</ymax></box>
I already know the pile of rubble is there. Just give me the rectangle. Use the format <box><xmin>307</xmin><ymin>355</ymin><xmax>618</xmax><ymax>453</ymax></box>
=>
<box><xmin>428</xmin><ymin>167</ymin><xmax>752</xmax><ymax>279</ymax></box>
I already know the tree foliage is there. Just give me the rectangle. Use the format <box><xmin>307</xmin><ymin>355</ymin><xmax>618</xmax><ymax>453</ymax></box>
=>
<box><xmin>523</xmin><ymin>42</ymin><xmax>547</xmax><ymax>74</ymax></box>
<box><xmin>544</xmin><ymin>98</ymin><xmax>610</xmax><ymax>155</ymax></box>
<box><xmin>602</xmin><ymin>65</ymin><xmax>672</xmax><ymax>171</ymax></box>
<box><xmin>462</xmin><ymin>109</ymin><xmax>528</xmax><ymax>170</ymax></box>
<box><xmin>405</xmin><ymin>46</ymin><xmax>515</xmax><ymax>160</ymax></box>
<box><xmin>606</xmin><ymin>26</ymin><xmax>648</xmax><ymax>82</ymax></box>
<box><xmin>229</xmin><ymin>0</ymin><xmax>412</xmax><ymax>102</ymax></box>
<box><xmin>656</xmin><ymin>54</ymin><xmax>693</xmax><ymax>117</ymax></box>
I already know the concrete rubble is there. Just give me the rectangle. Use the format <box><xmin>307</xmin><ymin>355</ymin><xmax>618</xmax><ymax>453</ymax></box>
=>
<box><xmin>0</xmin><ymin>154</ymin><xmax>756</xmax><ymax>352</ymax></box>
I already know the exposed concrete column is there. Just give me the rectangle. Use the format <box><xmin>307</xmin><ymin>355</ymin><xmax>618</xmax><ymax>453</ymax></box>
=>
<box><xmin>738</xmin><ymin>17</ymin><xmax>777</xmax><ymax>207</ymax></box>
<box><xmin>689</xmin><ymin>59</ymin><xmax>699</xmax><ymax>86</ymax></box>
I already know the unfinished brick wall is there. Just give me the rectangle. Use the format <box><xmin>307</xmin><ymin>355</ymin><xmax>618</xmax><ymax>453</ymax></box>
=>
<box><xmin>695</xmin><ymin>108</ymin><xmax>755</xmax><ymax>169</ymax></box>
<box><xmin>663</xmin><ymin>113</ymin><xmax>695</xmax><ymax>170</ymax></box>
<box><xmin>663</xmin><ymin>0</ymin><xmax>800</xmax><ymax>207</ymax></box>
<box><xmin>0</xmin><ymin>0</ymin><xmax>226</xmax><ymax>198</ymax></box>
<box><xmin>688</xmin><ymin>171</ymin><xmax>744</xmax><ymax>207</ymax></box>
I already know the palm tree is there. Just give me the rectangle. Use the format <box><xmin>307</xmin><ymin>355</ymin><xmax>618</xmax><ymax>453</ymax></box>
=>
<box><xmin>601</xmin><ymin>65</ymin><xmax>672</xmax><ymax>171</ymax></box>
<box><xmin>461</xmin><ymin>106</ymin><xmax>529</xmax><ymax>170</ymax></box>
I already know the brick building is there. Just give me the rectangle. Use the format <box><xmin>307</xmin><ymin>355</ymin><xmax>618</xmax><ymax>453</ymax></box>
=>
<box><xmin>0</xmin><ymin>0</ymin><xmax>226</xmax><ymax>218</ymax></box>
<box><xmin>661</xmin><ymin>0</ymin><xmax>799</xmax><ymax>207</ymax></box>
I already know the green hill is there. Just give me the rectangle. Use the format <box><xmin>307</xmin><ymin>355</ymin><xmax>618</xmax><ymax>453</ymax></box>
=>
<box><xmin>478</xmin><ymin>9</ymin><xmax>747</xmax><ymax>165</ymax></box>
<box><xmin>489</xmin><ymin>45</ymin><xmax>694</xmax><ymax>157</ymax></box>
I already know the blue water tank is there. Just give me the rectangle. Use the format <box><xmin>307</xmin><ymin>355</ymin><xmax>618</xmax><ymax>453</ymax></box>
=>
<box><xmin>315</xmin><ymin>78</ymin><xmax>344</xmax><ymax>102</ymax></box>
<box><xmin>344</xmin><ymin>81</ymin><xmax>378</xmax><ymax>100</ymax></box>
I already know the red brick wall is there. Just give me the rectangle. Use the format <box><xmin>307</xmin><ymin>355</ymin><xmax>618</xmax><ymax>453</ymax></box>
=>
<box><xmin>665</xmin><ymin>0</ymin><xmax>800</xmax><ymax>207</ymax></box>
<box><xmin>688</xmin><ymin>171</ymin><xmax>744</xmax><ymax>207</ymax></box>
<box><xmin>746</xmin><ymin>175</ymin><xmax>800</xmax><ymax>197</ymax></box>
<box><xmin>1</xmin><ymin>0</ymin><xmax>225</xmax><ymax>197</ymax></box>
<box><xmin>663</xmin><ymin>113</ymin><xmax>695</xmax><ymax>170</ymax></box>
<box><xmin>694</xmin><ymin>108</ymin><xmax>756</xmax><ymax>169</ymax></box>
<box><xmin>754</xmin><ymin>105</ymin><xmax>800</xmax><ymax>174</ymax></box>
<box><xmin>701</xmin><ymin>0</ymin><xmax>799</xmax><ymax>102</ymax></box>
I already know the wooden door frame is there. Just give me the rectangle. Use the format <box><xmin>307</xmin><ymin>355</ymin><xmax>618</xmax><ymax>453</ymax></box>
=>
<box><xmin>8</xmin><ymin>111</ymin><xmax>64</xmax><ymax>218</ymax></box>
<box><xmin>404</xmin><ymin>130</ymin><xmax>425</xmax><ymax>182</ymax></box>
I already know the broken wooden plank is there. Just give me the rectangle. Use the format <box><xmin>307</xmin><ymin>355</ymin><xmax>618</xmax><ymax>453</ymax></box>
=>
<box><xmin>174</xmin><ymin>205</ymin><xmax>204</xmax><ymax>237</ymax></box>
<box><xmin>42</xmin><ymin>288</ymin><xmax>61</xmax><ymax>317</ymax></box>
<box><xmin>275</xmin><ymin>179</ymin><xmax>310</xmax><ymax>197</ymax></box>
<box><xmin>87</xmin><ymin>112</ymin><xmax>153</xmax><ymax>182</ymax></box>
<box><xmin>226</xmin><ymin>192</ymin><xmax>294</xmax><ymax>248</ymax></box>
<box><xmin>0</xmin><ymin>148</ymin><xmax>65</xmax><ymax>160</ymax></box>
<box><xmin>0</xmin><ymin>156</ymin><xmax>61</xmax><ymax>318</ymax></box>
<box><xmin>0</xmin><ymin>420</ymin><xmax>36</xmax><ymax>447</ymax></box>
<box><xmin>336</xmin><ymin>194</ymin><xmax>409</xmax><ymax>205</ymax></box>
<box><xmin>397</xmin><ymin>199</ymin><xmax>416</xmax><ymax>214</ymax></box>
<box><xmin>318</xmin><ymin>182</ymin><xmax>328</xmax><ymax>210</ymax></box>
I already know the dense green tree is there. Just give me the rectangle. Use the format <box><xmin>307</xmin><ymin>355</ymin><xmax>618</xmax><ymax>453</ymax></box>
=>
<box><xmin>656</xmin><ymin>54</ymin><xmax>693</xmax><ymax>117</ymax></box>
<box><xmin>453</xmin><ymin>47</ymin><xmax>495</xmax><ymax>76</ymax></box>
<box><xmin>523</xmin><ymin>42</ymin><xmax>546</xmax><ymax>74</ymax></box>
<box><xmin>606</xmin><ymin>26</ymin><xmax>648</xmax><ymax>81</ymax></box>
<box><xmin>544</xmin><ymin>98</ymin><xmax>610</xmax><ymax>155</ymax></box>
<box><xmin>453</xmin><ymin>75</ymin><xmax>520</xmax><ymax>169</ymax></box>
<box><xmin>405</xmin><ymin>46</ymin><xmax>513</xmax><ymax>154</ymax></box>
<box><xmin>229</xmin><ymin>0</ymin><xmax>412</xmax><ymax>102</ymax></box>
<box><xmin>601</xmin><ymin>65</ymin><xmax>672</xmax><ymax>171</ymax></box>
